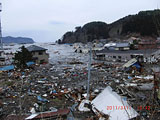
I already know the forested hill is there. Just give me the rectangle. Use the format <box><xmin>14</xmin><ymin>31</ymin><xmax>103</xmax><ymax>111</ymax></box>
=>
<box><xmin>58</xmin><ymin>9</ymin><xmax>160</xmax><ymax>44</ymax></box>
<box><xmin>2</xmin><ymin>36</ymin><xmax>35</xmax><ymax>44</ymax></box>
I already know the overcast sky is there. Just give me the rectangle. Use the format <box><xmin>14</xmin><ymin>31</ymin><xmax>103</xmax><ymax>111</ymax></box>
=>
<box><xmin>0</xmin><ymin>0</ymin><xmax>159</xmax><ymax>42</ymax></box>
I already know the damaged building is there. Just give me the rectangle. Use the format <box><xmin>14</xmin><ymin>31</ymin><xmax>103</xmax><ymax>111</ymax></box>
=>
<box><xmin>26</xmin><ymin>45</ymin><xmax>49</xmax><ymax>64</ymax></box>
<box><xmin>94</xmin><ymin>49</ymin><xmax>160</xmax><ymax>63</ymax></box>
<box><xmin>0</xmin><ymin>50</ymin><xmax>5</xmax><ymax>66</ymax></box>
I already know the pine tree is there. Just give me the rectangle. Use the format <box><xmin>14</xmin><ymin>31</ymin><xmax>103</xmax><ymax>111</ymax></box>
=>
<box><xmin>14</xmin><ymin>46</ymin><xmax>33</xmax><ymax>69</ymax></box>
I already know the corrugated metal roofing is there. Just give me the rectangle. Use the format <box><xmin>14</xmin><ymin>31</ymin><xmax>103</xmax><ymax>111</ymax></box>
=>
<box><xmin>122</xmin><ymin>58</ymin><xmax>137</xmax><ymax>68</ymax></box>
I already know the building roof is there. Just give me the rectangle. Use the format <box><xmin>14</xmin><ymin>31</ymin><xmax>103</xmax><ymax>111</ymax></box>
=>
<box><xmin>26</xmin><ymin>45</ymin><xmax>47</xmax><ymax>52</ymax></box>
<box><xmin>104</xmin><ymin>43</ymin><xmax>130</xmax><ymax>48</ymax></box>
<box><xmin>104</xmin><ymin>43</ymin><xmax>116</xmax><ymax>47</ymax></box>
<box><xmin>96</xmin><ymin>49</ymin><xmax>158</xmax><ymax>55</ymax></box>
<box><xmin>116</xmin><ymin>43</ymin><xmax>129</xmax><ymax>48</ymax></box>
<box><xmin>91</xmin><ymin>86</ymin><xmax>138</xmax><ymax>120</ymax></box>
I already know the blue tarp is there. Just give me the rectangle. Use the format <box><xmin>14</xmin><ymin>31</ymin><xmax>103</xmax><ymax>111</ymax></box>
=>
<box><xmin>0</xmin><ymin>61</ymin><xmax>35</xmax><ymax>71</ymax></box>
<box><xmin>0</xmin><ymin>65</ymin><xmax>14</xmax><ymax>71</ymax></box>
<box><xmin>26</xmin><ymin>61</ymin><xmax>35</xmax><ymax>66</ymax></box>
<box><xmin>21</xmin><ymin>72</ymin><xmax>25</xmax><ymax>75</ymax></box>
<box><xmin>132</xmin><ymin>63</ymin><xmax>141</xmax><ymax>69</ymax></box>
<box><xmin>64</xmin><ymin>43</ymin><xmax>73</xmax><ymax>45</ymax></box>
<box><xmin>37</xmin><ymin>96</ymin><xmax>48</xmax><ymax>102</ymax></box>
<box><xmin>51</xmin><ymin>90</ymin><xmax>57</xmax><ymax>94</ymax></box>
<box><xmin>128</xmin><ymin>76</ymin><xmax>132</xmax><ymax>79</ymax></box>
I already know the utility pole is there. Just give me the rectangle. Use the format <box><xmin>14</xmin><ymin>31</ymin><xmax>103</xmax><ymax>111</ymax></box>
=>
<box><xmin>153</xmin><ymin>73</ymin><xmax>159</xmax><ymax>100</ymax></box>
<box><xmin>0</xmin><ymin>3</ymin><xmax>2</xmax><ymax>50</ymax></box>
<box><xmin>87</xmin><ymin>43</ymin><xmax>92</xmax><ymax>100</ymax></box>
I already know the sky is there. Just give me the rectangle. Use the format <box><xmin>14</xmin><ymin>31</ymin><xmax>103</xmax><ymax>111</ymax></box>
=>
<box><xmin>0</xmin><ymin>0</ymin><xmax>159</xmax><ymax>42</ymax></box>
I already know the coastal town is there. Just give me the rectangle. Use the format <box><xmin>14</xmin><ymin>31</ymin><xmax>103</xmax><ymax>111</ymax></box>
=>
<box><xmin>0</xmin><ymin>0</ymin><xmax>160</xmax><ymax>120</ymax></box>
<box><xmin>0</xmin><ymin>35</ymin><xmax>160</xmax><ymax>119</ymax></box>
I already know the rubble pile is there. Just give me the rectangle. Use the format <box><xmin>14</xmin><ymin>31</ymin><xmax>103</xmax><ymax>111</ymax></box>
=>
<box><xmin>0</xmin><ymin>58</ymin><xmax>160</xmax><ymax>119</ymax></box>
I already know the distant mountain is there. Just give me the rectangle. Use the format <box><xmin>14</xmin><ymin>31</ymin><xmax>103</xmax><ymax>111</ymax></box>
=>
<box><xmin>2</xmin><ymin>36</ymin><xmax>35</xmax><ymax>44</ymax></box>
<box><xmin>59</xmin><ymin>9</ymin><xmax>160</xmax><ymax>44</ymax></box>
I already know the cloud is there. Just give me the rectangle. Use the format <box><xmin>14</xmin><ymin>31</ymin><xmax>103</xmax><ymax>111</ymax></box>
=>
<box><xmin>49</xmin><ymin>21</ymin><xmax>66</xmax><ymax>25</ymax></box>
<box><xmin>0</xmin><ymin>0</ymin><xmax>159</xmax><ymax>42</ymax></box>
